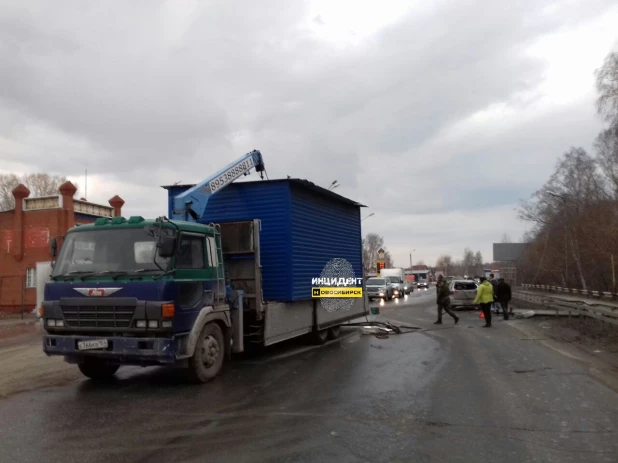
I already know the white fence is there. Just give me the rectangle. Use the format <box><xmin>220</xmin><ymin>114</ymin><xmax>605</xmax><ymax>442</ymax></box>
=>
<box><xmin>515</xmin><ymin>285</ymin><xmax>618</xmax><ymax>326</ymax></box>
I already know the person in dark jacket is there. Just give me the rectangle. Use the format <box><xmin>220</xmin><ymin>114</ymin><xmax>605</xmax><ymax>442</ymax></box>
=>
<box><xmin>489</xmin><ymin>273</ymin><xmax>499</xmax><ymax>313</ymax></box>
<box><xmin>495</xmin><ymin>278</ymin><xmax>512</xmax><ymax>320</ymax></box>
<box><xmin>434</xmin><ymin>275</ymin><xmax>459</xmax><ymax>325</ymax></box>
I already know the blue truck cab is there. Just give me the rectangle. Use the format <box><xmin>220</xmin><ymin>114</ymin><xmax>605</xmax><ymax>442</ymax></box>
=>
<box><xmin>42</xmin><ymin>215</ymin><xmax>236</xmax><ymax>383</ymax></box>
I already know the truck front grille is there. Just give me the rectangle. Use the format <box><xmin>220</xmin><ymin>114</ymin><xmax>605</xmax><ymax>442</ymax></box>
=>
<box><xmin>60</xmin><ymin>305</ymin><xmax>135</xmax><ymax>329</ymax></box>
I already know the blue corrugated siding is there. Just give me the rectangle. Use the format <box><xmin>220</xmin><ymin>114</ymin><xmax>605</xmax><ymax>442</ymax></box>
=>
<box><xmin>166</xmin><ymin>186</ymin><xmax>193</xmax><ymax>217</ymax></box>
<box><xmin>164</xmin><ymin>180</ymin><xmax>363</xmax><ymax>302</ymax></box>
<box><xmin>289</xmin><ymin>184</ymin><xmax>362</xmax><ymax>300</ymax></box>
<box><xmin>194</xmin><ymin>182</ymin><xmax>292</xmax><ymax>301</ymax></box>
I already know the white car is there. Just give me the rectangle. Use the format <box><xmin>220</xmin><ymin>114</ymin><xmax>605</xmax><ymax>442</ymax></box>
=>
<box><xmin>448</xmin><ymin>279</ymin><xmax>479</xmax><ymax>309</ymax></box>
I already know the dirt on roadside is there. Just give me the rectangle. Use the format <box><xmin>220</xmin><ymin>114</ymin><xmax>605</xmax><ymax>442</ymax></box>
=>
<box><xmin>540</xmin><ymin>316</ymin><xmax>618</xmax><ymax>366</ymax></box>
<box><xmin>514</xmin><ymin>315</ymin><xmax>618</xmax><ymax>371</ymax></box>
<box><xmin>0</xmin><ymin>329</ymin><xmax>82</xmax><ymax>400</ymax></box>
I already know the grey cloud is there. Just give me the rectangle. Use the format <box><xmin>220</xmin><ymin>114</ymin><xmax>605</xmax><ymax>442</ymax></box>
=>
<box><xmin>1</xmin><ymin>0</ymin><xmax>617</xmax><ymax>265</ymax></box>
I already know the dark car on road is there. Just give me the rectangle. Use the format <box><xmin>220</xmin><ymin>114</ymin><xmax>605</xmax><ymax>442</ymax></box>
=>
<box><xmin>385</xmin><ymin>276</ymin><xmax>404</xmax><ymax>298</ymax></box>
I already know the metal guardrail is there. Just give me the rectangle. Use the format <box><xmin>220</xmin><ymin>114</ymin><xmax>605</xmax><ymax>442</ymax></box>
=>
<box><xmin>521</xmin><ymin>284</ymin><xmax>617</xmax><ymax>301</ymax></box>
<box><xmin>515</xmin><ymin>286</ymin><xmax>618</xmax><ymax>326</ymax></box>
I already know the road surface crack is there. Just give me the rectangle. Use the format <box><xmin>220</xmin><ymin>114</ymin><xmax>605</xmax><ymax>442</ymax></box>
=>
<box><xmin>513</xmin><ymin>367</ymin><xmax>553</xmax><ymax>374</ymax></box>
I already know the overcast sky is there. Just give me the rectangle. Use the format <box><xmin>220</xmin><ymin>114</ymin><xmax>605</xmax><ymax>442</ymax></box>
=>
<box><xmin>1</xmin><ymin>0</ymin><xmax>618</xmax><ymax>267</ymax></box>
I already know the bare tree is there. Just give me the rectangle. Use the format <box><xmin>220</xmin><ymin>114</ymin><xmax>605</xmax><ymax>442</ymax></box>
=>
<box><xmin>462</xmin><ymin>248</ymin><xmax>475</xmax><ymax>275</ymax></box>
<box><xmin>500</xmin><ymin>233</ymin><xmax>511</xmax><ymax>243</ymax></box>
<box><xmin>384</xmin><ymin>251</ymin><xmax>394</xmax><ymax>268</ymax></box>
<box><xmin>0</xmin><ymin>173</ymin><xmax>20</xmax><ymax>211</ymax></box>
<box><xmin>474</xmin><ymin>251</ymin><xmax>483</xmax><ymax>275</ymax></box>
<box><xmin>596</xmin><ymin>50</ymin><xmax>618</xmax><ymax>126</ymax></box>
<box><xmin>0</xmin><ymin>172</ymin><xmax>77</xmax><ymax>211</ymax></box>
<box><xmin>594</xmin><ymin>125</ymin><xmax>618</xmax><ymax>197</ymax></box>
<box><xmin>363</xmin><ymin>233</ymin><xmax>385</xmax><ymax>272</ymax></box>
<box><xmin>435</xmin><ymin>254</ymin><xmax>453</xmax><ymax>275</ymax></box>
<box><xmin>518</xmin><ymin>146</ymin><xmax>615</xmax><ymax>290</ymax></box>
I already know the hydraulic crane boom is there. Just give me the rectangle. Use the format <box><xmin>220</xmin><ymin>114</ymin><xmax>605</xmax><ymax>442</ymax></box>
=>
<box><xmin>172</xmin><ymin>150</ymin><xmax>266</xmax><ymax>222</ymax></box>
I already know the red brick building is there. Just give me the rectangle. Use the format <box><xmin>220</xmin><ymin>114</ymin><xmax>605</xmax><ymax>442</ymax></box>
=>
<box><xmin>0</xmin><ymin>181</ymin><xmax>124</xmax><ymax>314</ymax></box>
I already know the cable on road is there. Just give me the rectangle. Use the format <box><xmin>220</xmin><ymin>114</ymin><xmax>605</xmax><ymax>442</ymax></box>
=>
<box><xmin>342</xmin><ymin>320</ymin><xmax>422</xmax><ymax>338</ymax></box>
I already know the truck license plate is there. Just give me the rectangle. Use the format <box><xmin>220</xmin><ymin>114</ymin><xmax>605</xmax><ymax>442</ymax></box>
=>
<box><xmin>77</xmin><ymin>339</ymin><xmax>108</xmax><ymax>351</ymax></box>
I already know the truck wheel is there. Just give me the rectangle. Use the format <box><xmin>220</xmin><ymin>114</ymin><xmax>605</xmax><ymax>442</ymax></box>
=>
<box><xmin>188</xmin><ymin>322</ymin><xmax>225</xmax><ymax>383</ymax></box>
<box><xmin>327</xmin><ymin>326</ymin><xmax>341</xmax><ymax>340</ymax></box>
<box><xmin>78</xmin><ymin>358</ymin><xmax>119</xmax><ymax>381</ymax></box>
<box><xmin>312</xmin><ymin>328</ymin><xmax>329</xmax><ymax>345</ymax></box>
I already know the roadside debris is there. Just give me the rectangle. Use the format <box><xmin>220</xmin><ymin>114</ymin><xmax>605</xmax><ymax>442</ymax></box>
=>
<box><xmin>344</xmin><ymin>321</ymin><xmax>422</xmax><ymax>338</ymax></box>
<box><xmin>516</xmin><ymin>310</ymin><xmax>536</xmax><ymax>319</ymax></box>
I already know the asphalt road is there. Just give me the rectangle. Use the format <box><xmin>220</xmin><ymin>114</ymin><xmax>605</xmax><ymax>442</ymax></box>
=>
<box><xmin>1</xmin><ymin>289</ymin><xmax>617</xmax><ymax>463</ymax></box>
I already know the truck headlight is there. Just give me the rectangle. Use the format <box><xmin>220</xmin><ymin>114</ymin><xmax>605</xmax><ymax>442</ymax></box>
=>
<box><xmin>55</xmin><ymin>320</ymin><xmax>64</xmax><ymax>327</ymax></box>
<box><xmin>47</xmin><ymin>319</ymin><xmax>56</xmax><ymax>327</ymax></box>
<box><xmin>136</xmin><ymin>320</ymin><xmax>146</xmax><ymax>328</ymax></box>
<box><xmin>148</xmin><ymin>320</ymin><xmax>159</xmax><ymax>328</ymax></box>
<box><xmin>161</xmin><ymin>321</ymin><xmax>172</xmax><ymax>328</ymax></box>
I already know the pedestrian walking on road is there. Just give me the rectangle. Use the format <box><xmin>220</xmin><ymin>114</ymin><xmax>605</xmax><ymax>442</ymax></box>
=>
<box><xmin>474</xmin><ymin>276</ymin><xmax>494</xmax><ymax>327</ymax></box>
<box><xmin>495</xmin><ymin>278</ymin><xmax>512</xmax><ymax>320</ymax></box>
<box><xmin>434</xmin><ymin>274</ymin><xmax>459</xmax><ymax>325</ymax></box>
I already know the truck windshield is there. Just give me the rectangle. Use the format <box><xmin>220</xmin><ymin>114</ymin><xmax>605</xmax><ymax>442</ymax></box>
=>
<box><xmin>52</xmin><ymin>228</ymin><xmax>171</xmax><ymax>277</ymax></box>
<box><xmin>366</xmin><ymin>278</ymin><xmax>386</xmax><ymax>286</ymax></box>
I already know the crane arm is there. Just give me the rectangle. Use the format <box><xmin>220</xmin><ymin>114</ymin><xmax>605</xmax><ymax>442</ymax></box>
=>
<box><xmin>171</xmin><ymin>150</ymin><xmax>266</xmax><ymax>222</ymax></box>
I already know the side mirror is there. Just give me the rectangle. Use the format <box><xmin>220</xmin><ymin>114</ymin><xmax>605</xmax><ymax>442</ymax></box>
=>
<box><xmin>50</xmin><ymin>237</ymin><xmax>57</xmax><ymax>257</ymax></box>
<box><xmin>157</xmin><ymin>237</ymin><xmax>176</xmax><ymax>258</ymax></box>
